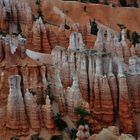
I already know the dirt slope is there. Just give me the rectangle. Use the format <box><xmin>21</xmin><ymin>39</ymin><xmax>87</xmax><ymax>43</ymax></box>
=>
<box><xmin>41</xmin><ymin>0</ymin><xmax>140</xmax><ymax>33</ymax></box>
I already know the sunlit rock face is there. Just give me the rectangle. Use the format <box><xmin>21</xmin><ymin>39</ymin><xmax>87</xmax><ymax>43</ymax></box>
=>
<box><xmin>78</xmin><ymin>54</ymin><xmax>89</xmax><ymax>102</ymax></box>
<box><xmin>121</xmin><ymin>29</ymin><xmax>131</xmax><ymax>63</ymax></box>
<box><xmin>24</xmin><ymin>89</ymin><xmax>41</xmax><ymax>132</ymax></box>
<box><xmin>127</xmin><ymin>57</ymin><xmax>140</xmax><ymax>113</ymax></box>
<box><xmin>32</xmin><ymin>18</ymin><xmax>51</xmax><ymax>53</ymax></box>
<box><xmin>60</xmin><ymin>50</ymin><xmax>70</xmax><ymax>89</ymax></box>
<box><xmin>42</xmin><ymin>95</ymin><xmax>55</xmax><ymax>133</ymax></box>
<box><xmin>49</xmin><ymin>27</ymin><xmax>140</xmax><ymax>133</ymax></box>
<box><xmin>58</xmin><ymin>25</ymin><xmax>69</xmax><ymax>49</ymax></box>
<box><xmin>88</xmin><ymin>126</ymin><xmax>136</xmax><ymax>140</ymax></box>
<box><xmin>76</xmin><ymin>125</ymin><xmax>90</xmax><ymax>140</ymax></box>
<box><xmin>0</xmin><ymin>0</ymin><xmax>140</xmax><ymax>138</ymax></box>
<box><xmin>68</xmin><ymin>32</ymin><xmax>85</xmax><ymax>51</ymax></box>
<box><xmin>0</xmin><ymin>29</ymin><xmax>51</xmax><ymax>137</ymax></box>
<box><xmin>94</xmin><ymin>27</ymin><xmax>105</xmax><ymax>51</ymax></box>
<box><xmin>54</xmin><ymin>69</ymin><xmax>66</xmax><ymax>116</ymax></box>
<box><xmin>118</xmin><ymin>75</ymin><xmax>135</xmax><ymax>134</ymax></box>
<box><xmin>68</xmin><ymin>23</ymin><xmax>86</xmax><ymax>51</ymax></box>
<box><xmin>6</xmin><ymin>75</ymin><xmax>29</xmax><ymax>136</ymax></box>
<box><xmin>67</xmin><ymin>72</ymin><xmax>83</xmax><ymax>121</ymax></box>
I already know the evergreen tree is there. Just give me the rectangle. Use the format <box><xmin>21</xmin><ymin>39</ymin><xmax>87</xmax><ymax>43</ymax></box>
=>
<box><xmin>50</xmin><ymin>135</ymin><xmax>63</xmax><ymax>140</ymax></box>
<box><xmin>75</xmin><ymin>107</ymin><xmax>90</xmax><ymax>127</ymax></box>
<box><xmin>133</xmin><ymin>0</ymin><xmax>138</xmax><ymax>7</ymax></box>
<box><xmin>131</xmin><ymin>31</ymin><xmax>140</xmax><ymax>46</ymax></box>
<box><xmin>69</xmin><ymin>129</ymin><xmax>77</xmax><ymax>140</ymax></box>
<box><xmin>89</xmin><ymin>0</ymin><xmax>99</xmax><ymax>3</ymax></box>
<box><xmin>17</xmin><ymin>21</ymin><xmax>22</xmax><ymax>34</ymax></box>
<box><xmin>119</xmin><ymin>0</ymin><xmax>127</xmax><ymax>6</ymax></box>
<box><xmin>53</xmin><ymin>114</ymin><xmax>68</xmax><ymax>131</ymax></box>
<box><xmin>90</xmin><ymin>19</ymin><xmax>98</xmax><ymax>35</ymax></box>
<box><xmin>10</xmin><ymin>137</ymin><xmax>20</xmax><ymax>140</ymax></box>
<box><xmin>29</xmin><ymin>134</ymin><xmax>45</xmax><ymax>140</ymax></box>
<box><xmin>104</xmin><ymin>0</ymin><xmax>109</xmax><ymax>5</ymax></box>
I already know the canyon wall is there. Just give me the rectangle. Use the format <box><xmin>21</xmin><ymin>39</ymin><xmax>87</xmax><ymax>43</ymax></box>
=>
<box><xmin>0</xmin><ymin>0</ymin><xmax>140</xmax><ymax>139</ymax></box>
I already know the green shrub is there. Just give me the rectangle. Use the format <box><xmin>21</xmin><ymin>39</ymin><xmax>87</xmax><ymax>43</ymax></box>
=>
<box><xmin>81</xmin><ymin>0</ymin><xmax>88</xmax><ymax>3</ymax></box>
<box><xmin>117</xmin><ymin>24</ymin><xmax>126</xmax><ymax>30</ymax></box>
<box><xmin>54</xmin><ymin>113</ymin><xmax>68</xmax><ymax>131</ymax></box>
<box><xmin>45</xmin><ymin>88</ymin><xmax>55</xmax><ymax>104</ymax></box>
<box><xmin>0</xmin><ymin>31</ymin><xmax>6</xmax><ymax>36</ymax></box>
<box><xmin>75</xmin><ymin>107</ymin><xmax>90</xmax><ymax>127</ymax></box>
<box><xmin>74</xmin><ymin>107</ymin><xmax>90</xmax><ymax>118</ymax></box>
<box><xmin>76</xmin><ymin>117</ymin><xmax>88</xmax><ymax>126</ymax></box>
<box><xmin>10</xmin><ymin>137</ymin><xmax>20</xmax><ymax>140</ymax></box>
<box><xmin>131</xmin><ymin>31</ymin><xmax>140</xmax><ymax>46</ymax></box>
<box><xmin>29</xmin><ymin>134</ymin><xmax>45</xmax><ymax>140</ymax></box>
<box><xmin>104</xmin><ymin>0</ymin><xmax>109</xmax><ymax>5</ymax></box>
<box><xmin>126</xmin><ymin>29</ymin><xmax>131</xmax><ymax>40</ymax></box>
<box><xmin>69</xmin><ymin>128</ymin><xmax>77</xmax><ymax>140</ymax></box>
<box><xmin>35</xmin><ymin>0</ymin><xmax>44</xmax><ymax>20</ymax></box>
<box><xmin>6</xmin><ymin>11</ymin><xmax>12</xmax><ymax>21</ymax></box>
<box><xmin>119</xmin><ymin>0</ymin><xmax>127</xmax><ymax>6</ymax></box>
<box><xmin>89</xmin><ymin>0</ymin><xmax>99</xmax><ymax>3</ymax></box>
<box><xmin>35</xmin><ymin>0</ymin><xmax>41</xmax><ymax>5</ymax></box>
<box><xmin>17</xmin><ymin>21</ymin><xmax>22</xmax><ymax>34</ymax></box>
<box><xmin>50</xmin><ymin>135</ymin><xmax>63</xmax><ymax>140</ymax></box>
<box><xmin>90</xmin><ymin>19</ymin><xmax>98</xmax><ymax>35</ymax></box>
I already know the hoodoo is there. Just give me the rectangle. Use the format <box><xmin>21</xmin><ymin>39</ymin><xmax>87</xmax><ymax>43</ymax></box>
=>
<box><xmin>0</xmin><ymin>0</ymin><xmax>140</xmax><ymax>139</ymax></box>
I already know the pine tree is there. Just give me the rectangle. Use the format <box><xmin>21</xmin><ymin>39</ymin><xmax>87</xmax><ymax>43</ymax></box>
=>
<box><xmin>89</xmin><ymin>0</ymin><xmax>99</xmax><ymax>3</ymax></box>
<box><xmin>119</xmin><ymin>0</ymin><xmax>127</xmax><ymax>6</ymax></box>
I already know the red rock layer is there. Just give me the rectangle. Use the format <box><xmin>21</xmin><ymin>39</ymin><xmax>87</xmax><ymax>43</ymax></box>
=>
<box><xmin>118</xmin><ymin>76</ymin><xmax>135</xmax><ymax>134</ymax></box>
<box><xmin>0</xmin><ymin>39</ymin><xmax>4</xmax><ymax>62</ymax></box>
<box><xmin>61</xmin><ymin>50</ymin><xmax>70</xmax><ymax>89</ymax></box>
<box><xmin>78</xmin><ymin>54</ymin><xmax>89</xmax><ymax>102</ymax></box>
<box><xmin>108</xmin><ymin>75</ymin><xmax>118</xmax><ymax>111</ymax></box>
<box><xmin>20</xmin><ymin>66</ymin><xmax>29</xmax><ymax>94</ymax></box>
<box><xmin>67</xmin><ymin>73</ymin><xmax>83</xmax><ymax>121</ymax></box>
<box><xmin>135</xmin><ymin>44</ymin><xmax>140</xmax><ymax>57</ymax></box>
<box><xmin>93</xmin><ymin>75</ymin><xmax>114</xmax><ymax>125</ymax></box>
<box><xmin>69</xmin><ymin>50</ymin><xmax>76</xmax><ymax>84</ymax></box>
<box><xmin>127</xmin><ymin>74</ymin><xmax>140</xmax><ymax>113</ymax></box>
<box><xmin>24</xmin><ymin>90</ymin><xmax>41</xmax><ymax>132</ymax></box>
<box><xmin>88</xmin><ymin>56</ymin><xmax>95</xmax><ymax>108</ymax></box>
<box><xmin>6</xmin><ymin>75</ymin><xmax>29</xmax><ymax>136</ymax></box>
<box><xmin>32</xmin><ymin>21</ymin><xmax>42</xmax><ymax>52</ymax></box>
<box><xmin>48</xmin><ymin>29</ymin><xmax>58</xmax><ymax>49</ymax></box>
<box><xmin>86</xmin><ymin>35</ymin><xmax>95</xmax><ymax>49</ymax></box>
<box><xmin>55</xmin><ymin>69</ymin><xmax>66</xmax><ymax>116</ymax></box>
<box><xmin>93</xmin><ymin>75</ymin><xmax>102</xmax><ymax>121</ymax></box>
<box><xmin>100</xmin><ymin>76</ymin><xmax>114</xmax><ymax>124</ymax></box>
<box><xmin>41</xmin><ymin>24</ymin><xmax>51</xmax><ymax>53</ymax></box>
<box><xmin>42</xmin><ymin>95</ymin><xmax>55</xmax><ymax>133</ymax></box>
<box><xmin>58</xmin><ymin>26</ymin><xmax>69</xmax><ymax>48</ymax></box>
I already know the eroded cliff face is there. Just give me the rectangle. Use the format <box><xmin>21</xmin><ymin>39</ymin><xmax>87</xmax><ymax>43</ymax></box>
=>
<box><xmin>0</xmin><ymin>0</ymin><xmax>140</xmax><ymax>139</ymax></box>
<box><xmin>0</xmin><ymin>28</ymin><xmax>52</xmax><ymax>138</ymax></box>
<box><xmin>49</xmin><ymin>25</ymin><xmax>140</xmax><ymax>137</ymax></box>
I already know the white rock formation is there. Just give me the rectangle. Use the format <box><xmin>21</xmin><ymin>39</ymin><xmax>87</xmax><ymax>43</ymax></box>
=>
<box><xmin>68</xmin><ymin>32</ymin><xmax>85</xmax><ymax>51</ymax></box>
<box><xmin>128</xmin><ymin>57</ymin><xmax>137</xmax><ymax>75</ymax></box>
<box><xmin>117</xmin><ymin>58</ymin><xmax>125</xmax><ymax>77</ymax></box>
<box><xmin>6</xmin><ymin>75</ymin><xmax>29</xmax><ymax>135</ymax></box>
<box><xmin>94</xmin><ymin>27</ymin><xmax>105</xmax><ymax>51</ymax></box>
<box><xmin>95</xmin><ymin>56</ymin><xmax>103</xmax><ymax>76</ymax></box>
